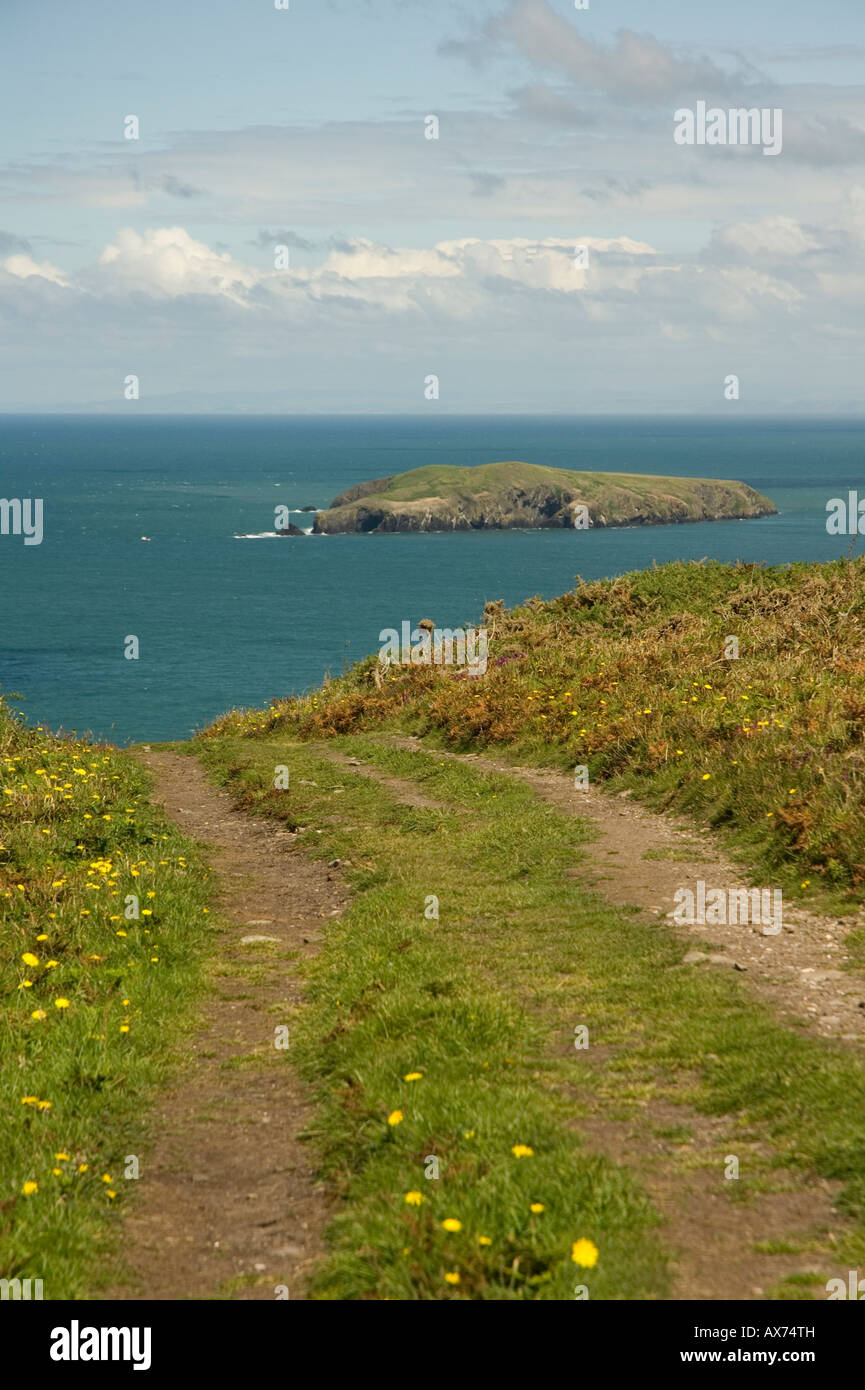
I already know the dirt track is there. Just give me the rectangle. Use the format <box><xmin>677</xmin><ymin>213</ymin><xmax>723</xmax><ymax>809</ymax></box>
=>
<box><xmin>111</xmin><ymin>750</ymin><xmax>343</xmax><ymax>1301</ymax></box>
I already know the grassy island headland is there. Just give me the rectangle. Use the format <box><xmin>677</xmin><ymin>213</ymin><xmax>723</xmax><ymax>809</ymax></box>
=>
<box><xmin>312</xmin><ymin>460</ymin><xmax>776</xmax><ymax>534</ymax></box>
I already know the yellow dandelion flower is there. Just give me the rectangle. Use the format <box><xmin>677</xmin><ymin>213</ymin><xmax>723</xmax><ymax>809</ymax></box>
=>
<box><xmin>21</xmin><ymin>1181</ymin><xmax>38</xmax><ymax>1196</ymax></box>
<box><xmin>404</xmin><ymin>1072</ymin><xmax>423</xmax><ymax>1082</ymax></box>
<box><xmin>404</xmin><ymin>1191</ymin><xmax>424</xmax><ymax>1206</ymax></box>
<box><xmin>31</xmin><ymin>1009</ymin><xmax>46</xmax><ymax>1020</ymax></box>
<box><xmin>55</xmin><ymin>1153</ymin><xmax>69</xmax><ymax>1161</ymax></box>
<box><xmin>530</xmin><ymin>1203</ymin><xmax>545</xmax><ymax>1214</ymax></box>
<box><xmin>444</xmin><ymin>1272</ymin><xmax>460</xmax><ymax>1285</ymax></box>
<box><xmin>571</xmin><ymin>1238</ymin><xmax>599</xmax><ymax>1268</ymax></box>
<box><xmin>387</xmin><ymin>1110</ymin><xmax>403</xmax><ymax>1126</ymax></box>
<box><xmin>511</xmin><ymin>1144</ymin><xmax>534</xmax><ymax>1158</ymax></box>
<box><xmin>54</xmin><ymin>998</ymin><xmax>70</xmax><ymax>1009</ymax></box>
<box><xmin>441</xmin><ymin>1218</ymin><xmax>462</xmax><ymax>1233</ymax></box>
<box><xmin>21</xmin><ymin>952</ymin><xmax>39</xmax><ymax>967</ymax></box>
<box><xmin>478</xmin><ymin>1236</ymin><xmax>492</xmax><ymax>1246</ymax></box>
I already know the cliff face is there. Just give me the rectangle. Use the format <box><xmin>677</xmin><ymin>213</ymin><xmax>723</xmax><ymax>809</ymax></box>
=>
<box><xmin>312</xmin><ymin>463</ymin><xmax>776</xmax><ymax>534</ymax></box>
<box><xmin>327</xmin><ymin>475</ymin><xmax>396</xmax><ymax>508</ymax></box>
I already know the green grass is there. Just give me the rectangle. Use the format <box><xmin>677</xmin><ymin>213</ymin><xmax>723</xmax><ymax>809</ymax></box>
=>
<box><xmin>0</xmin><ymin>701</ymin><xmax>216</xmax><ymax>1298</ymax></box>
<box><xmin>338</xmin><ymin>459</ymin><xmax>770</xmax><ymax>508</ymax></box>
<box><xmin>194</xmin><ymin>730</ymin><xmax>865</xmax><ymax>1300</ymax></box>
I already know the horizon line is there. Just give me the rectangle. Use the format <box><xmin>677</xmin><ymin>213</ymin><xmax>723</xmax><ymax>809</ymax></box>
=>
<box><xmin>2</xmin><ymin>411</ymin><xmax>865</xmax><ymax>422</ymax></box>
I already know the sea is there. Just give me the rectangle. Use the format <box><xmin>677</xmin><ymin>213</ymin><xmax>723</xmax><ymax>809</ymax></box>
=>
<box><xmin>0</xmin><ymin>414</ymin><xmax>861</xmax><ymax>745</ymax></box>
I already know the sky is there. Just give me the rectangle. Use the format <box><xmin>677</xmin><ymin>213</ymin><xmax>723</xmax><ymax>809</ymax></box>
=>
<box><xmin>1</xmin><ymin>0</ymin><xmax>865</xmax><ymax>413</ymax></box>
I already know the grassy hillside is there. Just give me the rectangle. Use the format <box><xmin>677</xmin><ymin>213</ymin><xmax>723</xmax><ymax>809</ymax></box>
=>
<box><xmin>0</xmin><ymin>701</ymin><xmax>214</xmax><ymax>1297</ymax></box>
<box><xmin>205</xmin><ymin>556</ymin><xmax>865</xmax><ymax>909</ymax></box>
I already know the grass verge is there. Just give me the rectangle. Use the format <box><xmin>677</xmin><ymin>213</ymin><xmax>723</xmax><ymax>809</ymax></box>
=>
<box><xmin>0</xmin><ymin>701</ymin><xmax>215</xmax><ymax>1298</ymax></box>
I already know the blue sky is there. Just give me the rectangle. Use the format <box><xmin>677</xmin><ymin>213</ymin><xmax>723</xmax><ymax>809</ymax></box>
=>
<box><xmin>2</xmin><ymin>0</ymin><xmax>865</xmax><ymax>411</ymax></box>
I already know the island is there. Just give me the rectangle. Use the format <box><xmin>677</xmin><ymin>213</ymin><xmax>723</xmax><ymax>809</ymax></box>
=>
<box><xmin>311</xmin><ymin>461</ymin><xmax>776</xmax><ymax>534</ymax></box>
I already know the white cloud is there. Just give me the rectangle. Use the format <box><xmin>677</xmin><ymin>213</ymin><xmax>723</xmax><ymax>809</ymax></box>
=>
<box><xmin>35</xmin><ymin>229</ymin><xmax>658</xmax><ymax>312</ymax></box>
<box><xmin>0</xmin><ymin>222</ymin><xmax>842</xmax><ymax>338</ymax></box>
<box><xmin>96</xmin><ymin>227</ymin><xmax>259</xmax><ymax>302</ymax></box>
<box><xmin>715</xmin><ymin>216</ymin><xmax>821</xmax><ymax>258</ymax></box>
<box><xmin>1</xmin><ymin>253</ymin><xmax>71</xmax><ymax>286</ymax></box>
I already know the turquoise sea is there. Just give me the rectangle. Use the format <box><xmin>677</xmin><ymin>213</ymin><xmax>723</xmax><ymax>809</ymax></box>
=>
<box><xmin>0</xmin><ymin>414</ymin><xmax>861</xmax><ymax>744</ymax></box>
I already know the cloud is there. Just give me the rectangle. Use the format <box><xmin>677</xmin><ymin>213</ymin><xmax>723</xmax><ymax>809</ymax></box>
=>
<box><xmin>10</xmin><ymin>203</ymin><xmax>865</xmax><ymax>338</ymax></box>
<box><xmin>712</xmin><ymin>215</ymin><xmax>821</xmax><ymax>260</ymax></box>
<box><xmin>445</xmin><ymin>0</ymin><xmax>752</xmax><ymax>103</ymax></box>
<box><xmin>1</xmin><ymin>253</ymin><xmax>70</xmax><ymax>286</ymax></box>
<box><xmin>2</xmin><ymin>226</ymin><xmax>661</xmax><ymax>315</ymax></box>
<box><xmin>2</xmin><ymin>222</ymin><xmax>820</xmax><ymax>331</ymax></box>
<box><xmin>95</xmin><ymin>226</ymin><xmax>260</xmax><ymax>301</ymax></box>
